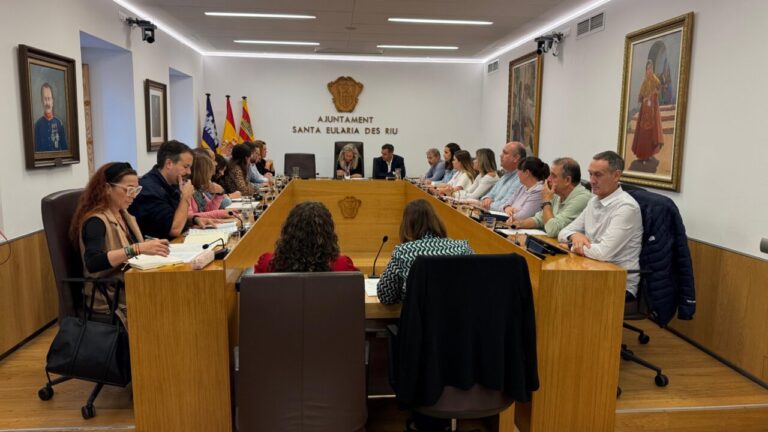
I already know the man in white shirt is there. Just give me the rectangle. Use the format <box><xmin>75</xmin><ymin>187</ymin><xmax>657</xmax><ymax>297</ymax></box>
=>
<box><xmin>558</xmin><ymin>151</ymin><xmax>643</xmax><ymax>299</ymax></box>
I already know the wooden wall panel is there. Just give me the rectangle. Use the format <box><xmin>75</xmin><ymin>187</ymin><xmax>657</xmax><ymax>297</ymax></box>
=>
<box><xmin>669</xmin><ymin>240</ymin><xmax>768</xmax><ymax>382</ymax></box>
<box><xmin>0</xmin><ymin>231</ymin><xmax>57</xmax><ymax>355</ymax></box>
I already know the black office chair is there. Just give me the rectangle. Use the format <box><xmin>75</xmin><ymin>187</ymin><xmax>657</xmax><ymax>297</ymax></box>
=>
<box><xmin>284</xmin><ymin>153</ymin><xmax>317</xmax><ymax>179</ymax></box>
<box><xmin>388</xmin><ymin>254</ymin><xmax>539</xmax><ymax>431</ymax></box>
<box><xmin>39</xmin><ymin>189</ymin><xmax>129</xmax><ymax>419</ymax></box>
<box><xmin>334</xmin><ymin>141</ymin><xmax>364</xmax><ymax>176</ymax></box>
<box><xmin>618</xmin><ymin>186</ymin><xmax>696</xmax><ymax>394</ymax></box>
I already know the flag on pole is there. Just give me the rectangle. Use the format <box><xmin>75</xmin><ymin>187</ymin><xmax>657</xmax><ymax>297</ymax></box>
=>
<box><xmin>200</xmin><ymin>93</ymin><xmax>219</xmax><ymax>153</ymax></box>
<box><xmin>238</xmin><ymin>96</ymin><xmax>254</xmax><ymax>143</ymax></box>
<box><xmin>220</xmin><ymin>95</ymin><xmax>238</xmax><ymax>156</ymax></box>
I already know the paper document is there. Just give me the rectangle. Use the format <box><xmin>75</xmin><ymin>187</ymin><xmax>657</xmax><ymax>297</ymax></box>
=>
<box><xmin>226</xmin><ymin>201</ymin><xmax>261</xmax><ymax>211</ymax></box>
<box><xmin>128</xmin><ymin>244</ymin><xmax>206</xmax><ymax>270</ymax></box>
<box><xmin>364</xmin><ymin>279</ymin><xmax>379</xmax><ymax>297</ymax></box>
<box><xmin>488</xmin><ymin>210</ymin><xmax>508</xmax><ymax>218</ymax></box>
<box><xmin>184</xmin><ymin>230</ymin><xmax>231</xmax><ymax>245</ymax></box>
<box><xmin>495</xmin><ymin>228</ymin><xmax>548</xmax><ymax>236</ymax></box>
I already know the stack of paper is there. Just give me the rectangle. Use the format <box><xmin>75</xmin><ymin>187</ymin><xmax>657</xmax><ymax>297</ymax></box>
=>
<box><xmin>364</xmin><ymin>279</ymin><xmax>379</xmax><ymax>297</ymax></box>
<box><xmin>185</xmin><ymin>229</ymin><xmax>231</xmax><ymax>245</ymax></box>
<box><xmin>226</xmin><ymin>201</ymin><xmax>261</xmax><ymax>211</ymax></box>
<box><xmin>495</xmin><ymin>228</ymin><xmax>548</xmax><ymax>236</ymax></box>
<box><xmin>128</xmin><ymin>244</ymin><xmax>206</xmax><ymax>270</ymax></box>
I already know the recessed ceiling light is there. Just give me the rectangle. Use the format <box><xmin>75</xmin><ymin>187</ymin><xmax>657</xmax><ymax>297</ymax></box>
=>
<box><xmin>206</xmin><ymin>12</ymin><xmax>316</xmax><ymax>19</ymax></box>
<box><xmin>234</xmin><ymin>40</ymin><xmax>320</xmax><ymax>46</ymax></box>
<box><xmin>377</xmin><ymin>45</ymin><xmax>459</xmax><ymax>50</ymax></box>
<box><xmin>388</xmin><ymin>18</ymin><xmax>492</xmax><ymax>25</ymax></box>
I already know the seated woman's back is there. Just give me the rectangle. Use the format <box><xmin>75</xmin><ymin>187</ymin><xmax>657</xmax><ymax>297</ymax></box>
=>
<box><xmin>255</xmin><ymin>201</ymin><xmax>357</xmax><ymax>272</ymax></box>
<box><xmin>377</xmin><ymin>199</ymin><xmax>473</xmax><ymax>304</ymax></box>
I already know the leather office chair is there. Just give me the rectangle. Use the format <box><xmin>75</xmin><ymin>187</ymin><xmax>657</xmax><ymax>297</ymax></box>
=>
<box><xmin>238</xmin><ymin>272</ymin><xmax>367</xmax><ymax>432</ymax></box>
<box><xmin>388</xmin><ymin>254</ymin><xmax>539</xmax><ymax>431</ymax></box>
<box><xmin>284</xmin><ymin>153</ymin><xmax>317</xmax><ymax>179</ymax></box>
<box><xmin>334</xmin><ymin>141</ymin><xmax>364</xmax><ymax>176</ymax></box>
<box><xmin>39</xmin><ymin>188</ymin><xmax>124</xmax><ymax>419</ymax></box>
<box><xmin>41</xmin><ymin>189</ymin><xmax>84</xmax><ymax>321</ymax></box>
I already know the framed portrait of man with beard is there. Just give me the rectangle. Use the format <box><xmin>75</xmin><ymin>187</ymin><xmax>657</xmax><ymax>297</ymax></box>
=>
<box><xmin>19</xmin><ymin>45</ymin><xmax>80</xmax><ymax>169</ymax></box>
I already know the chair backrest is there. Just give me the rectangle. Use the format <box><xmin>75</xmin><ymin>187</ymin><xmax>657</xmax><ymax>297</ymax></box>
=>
<box><xmin>333</xmin><ymin>141</ymin><xmax>364</xmax><ymax>176</ymax></box>
<box><xmin>41</xmin><ymin>189</ymin><xmax>84</xmax><ymax>321</ymax></box>
<box><xmin>238</xmin><ymin>271</ymin><xmax>367</xmax><ymax>432</ymax></box>
<box><xmin>393</xmin><ymin>254</ymin><xmax>539</xmax><ymax>415</ymax></box>
<box><xmin>283</xmin><ymin>153</ymin><xmax>317</xmax><ymax>179</ymax></box>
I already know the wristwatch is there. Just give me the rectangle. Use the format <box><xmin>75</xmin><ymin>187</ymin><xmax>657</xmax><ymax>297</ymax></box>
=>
<box><xmin>541</xmin><ymin>201</ymin><xmax>552</xmax><ymax>209</ymax></box>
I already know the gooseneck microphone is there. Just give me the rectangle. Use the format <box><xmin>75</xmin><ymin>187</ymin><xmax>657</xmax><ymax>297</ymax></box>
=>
<box><xmin>228</xmin><ymin>211</ymin><xmax>247</xmax><ymax>235</ymax></box>
<box><xmin>369</xmin><ymin>235</ymin><xmax>389</xmax><ymax>278</ymax></box>
<box><xmin>202</xmin><ymin>238</ymin><xmax>225</xmax><ymax>250</ymax></box>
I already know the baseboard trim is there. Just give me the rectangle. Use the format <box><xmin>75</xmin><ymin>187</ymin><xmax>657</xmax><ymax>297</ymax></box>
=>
<box><xmin>0</xmin><ymin>319</ymin><xmax>56</xmax><ymax>362</ymax></box>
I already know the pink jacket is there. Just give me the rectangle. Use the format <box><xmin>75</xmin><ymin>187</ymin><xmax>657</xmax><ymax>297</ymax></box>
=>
<box><xmin>188</xmin><ymin>193</ymin><xmax>230</xmax><ymax>219</ymax></box>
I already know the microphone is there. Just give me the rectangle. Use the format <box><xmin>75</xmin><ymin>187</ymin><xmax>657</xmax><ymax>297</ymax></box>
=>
<box><xmin>369</xmin><ymin>235</ymin><xmax>389</xmax><ymax>278</ymax></box>
<box><xmin>202</xmin><ymin>238</ymin><xmax>225</xmax><ymax>250</ymax></box>
<box><xmin>228</xmin><ymin>211</ymin><xmax>247</xmax><ymax>235</ymax></box>
<box><xmin>202</xmin><ymin>238</ymin><xmax>229</xmax><ymax>260</ymax></box>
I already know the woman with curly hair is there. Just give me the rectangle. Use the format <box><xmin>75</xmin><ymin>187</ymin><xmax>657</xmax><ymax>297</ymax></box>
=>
<box><xmin>70</xmin><ymin>162</ymin><xmax>170</xmax><ymax>324</ymax></box>
<box><xmin>254</xmin><ymin>201</ymin><xmax>357</xmax><ymax>272</ymax></box>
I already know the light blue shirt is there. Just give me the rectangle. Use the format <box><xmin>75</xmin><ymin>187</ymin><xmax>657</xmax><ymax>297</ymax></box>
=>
<box><xmin>425</xmin><ymin>162</ymin><xmax>446</xmax><ymax>181</ymax></box>
<box><xmin>432</xmin><ymin>168</ymin><xmax>454</xmax><ymax>185</ymax></box>
<box><xmin>248</xmin><ymin>164</ymin><xmax>268</xmax><ymax>184</ymax></box>
<box><xmin>481</xmin><ymin>171</ymin><xmax>522</xmax><ymax>211</ymax></box>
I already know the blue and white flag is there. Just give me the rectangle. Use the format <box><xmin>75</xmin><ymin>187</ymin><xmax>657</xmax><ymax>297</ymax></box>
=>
<box><xmin>201</xmin><ymin>93</ymin><xmax>220</xmax><ymax>152</ymax></box>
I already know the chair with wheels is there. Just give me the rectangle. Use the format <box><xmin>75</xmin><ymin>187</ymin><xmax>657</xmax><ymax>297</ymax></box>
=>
<box><xmin>388</xmin><ymin>254</ymin><xmax>539</xmax><ymax>431</ymax></box>
<box><xmin>617</xmin><ymin>186</ymin><xmax>696</xmax><ymax>395</ymax></box>
<box><xmin>38</xmin><ymin>189</ymin><xmax>131</xmax><ymax>419</ymax></box>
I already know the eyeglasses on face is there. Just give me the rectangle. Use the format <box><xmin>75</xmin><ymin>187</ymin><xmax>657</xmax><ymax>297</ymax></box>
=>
<box><xmin>110</xmin><ymin>183</ymin><xmax>143</xmax><ymax>197</ymax></box>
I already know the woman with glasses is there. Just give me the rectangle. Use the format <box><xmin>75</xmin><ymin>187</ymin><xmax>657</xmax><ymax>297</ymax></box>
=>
<box><xmin>335</xmin><ymin>143</ymin><xmax>363</xmax><ymax>178</ymax></box>
<box><xmin>70</xmin><ymin>162</ymin><xmax>170</xmax><ymax>324</ymax></box>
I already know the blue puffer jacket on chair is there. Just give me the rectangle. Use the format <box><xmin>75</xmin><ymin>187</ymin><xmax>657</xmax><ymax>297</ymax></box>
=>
<box><xmin>626</xmin><ymin>188</ymin><xmax>696</xmax><ymax>326</ymax></box>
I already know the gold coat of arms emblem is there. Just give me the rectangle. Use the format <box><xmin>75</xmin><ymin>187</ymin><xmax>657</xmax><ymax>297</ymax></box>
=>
<box><xmin>328</xmin><ymin>77</ymin><xmax>364</xmax><ymax>112</ymax></box>
<box><xmin>338</xmin><ymin>196</ymin><xmax>362</xmax><ymax>219</ymax></box>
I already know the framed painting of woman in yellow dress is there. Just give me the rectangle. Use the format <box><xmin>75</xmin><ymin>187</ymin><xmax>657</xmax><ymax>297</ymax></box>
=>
<box><xmin>617</xmin><ymin>12</ymin><xmax>693</xmax><ymax>191</ymax></box>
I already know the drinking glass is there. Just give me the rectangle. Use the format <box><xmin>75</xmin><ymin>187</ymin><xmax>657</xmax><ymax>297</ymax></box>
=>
<box><xmin>292</xmin><ymin>166</ymin><xmax>300</xmax><ymax>179</ymax></box>
<box><xmin>394</xmin><ymin>168</ymin><xmax>402</xmax><ymax>180</ymax></box>
<box><xmin>483</xmin><ymin>216</ymin><xmax>496</xmax><ymax>230</ymax></box>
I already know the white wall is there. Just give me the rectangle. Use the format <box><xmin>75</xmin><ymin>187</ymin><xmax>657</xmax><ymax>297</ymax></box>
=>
<box><xmin>202</xmin><ymin>57</ymin><xmax>484</xmax><ymax>178</ymax></box>
<box><xmin>0</xmin><ymin>0</ymin><xmax>203</xmax><ymax>239</ymax></box>
<box><xmin>170</xmin><ymin>68</ymin><xmax>196</xmax><ymax>147</ymax></box>
<box><xmin>81</xmin><ymin>44</ymin><xmax>137</xmax><ymax>167</ymax></box>
<box><xmin>481</xmin><ymin>0</ymin><xmax>768</xmax><ymax>258</ymax></box>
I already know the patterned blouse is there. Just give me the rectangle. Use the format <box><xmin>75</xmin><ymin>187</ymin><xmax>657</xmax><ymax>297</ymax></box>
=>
<box><xmin>376</xmin><ymin>234</ymin><xmax>474</xmax><ymax>304</ymax></box>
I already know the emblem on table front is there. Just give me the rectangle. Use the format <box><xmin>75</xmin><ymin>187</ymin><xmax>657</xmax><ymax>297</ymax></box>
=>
<box><xmin>328</xmin><ymin>77</ymin><xmax>364</xmax><ymax>112</ymax></box>
<box><xmin>338</xmin><ymin>196</ymin><xmax>362</xmax><ymax>219</ymax></box>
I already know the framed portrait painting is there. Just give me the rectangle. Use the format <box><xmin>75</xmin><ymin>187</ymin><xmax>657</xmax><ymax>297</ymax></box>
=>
<box><xmin>507</xmin><ymin>51</ymin><xmax>543</xmax><ymax>157</ymax></box>
<box><xmin>144</xmin><ymin>79</ymin><xmax>167</xmax><ymax>152</ymax></box>
<box><xmin>18</xmin><ymin>45</ymin><xmax>80</xmax><ymax>169</ymax></box>
<box><xmin>617</xmin><ymin>12</ymin><xmax>694</xmax><ymax>191</ymax></box>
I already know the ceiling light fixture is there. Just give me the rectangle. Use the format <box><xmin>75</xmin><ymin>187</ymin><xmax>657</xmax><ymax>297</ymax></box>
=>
<box><xmin>205</xmin><ymin>12</ymin><xmax>316</xmax><ymax>19</ymax></box>
<box><xmin>388</xmin><ymin>18</ymin><xmax>492</xmax><ymax>25</ymax></box>
<box><xmin>234</xmin><ymin>40</ymin><xmax>320</xmax><ymax>46</ymax></box>
<box><xmin>377</xmin><ymin>44</ymin><xmax>458</xmax><ymax>50</ymax></box>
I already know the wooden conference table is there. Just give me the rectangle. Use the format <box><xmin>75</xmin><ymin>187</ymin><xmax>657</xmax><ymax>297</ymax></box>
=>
<box><xmin>125</xmin><ymin>179</ymin><xmax>626</xmax><ymax>432</ymax></box>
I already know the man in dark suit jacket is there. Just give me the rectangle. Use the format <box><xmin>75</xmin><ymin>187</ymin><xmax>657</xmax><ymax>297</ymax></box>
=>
<box><xmin>372</xmin><ymin>143</ymin><xmax>406</xmax><ymax>179</ymax></box>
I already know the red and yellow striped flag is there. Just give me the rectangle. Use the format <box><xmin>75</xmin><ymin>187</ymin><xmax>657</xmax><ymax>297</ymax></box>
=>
<box><xmin>238</xmin><ymin>96</ymin><xmax>254</xmax><ymax>143</ymax></box>
<box><xmin>219</xmin><ymin>95</ymin><xmax>238</xmax><ymax>156</ymax></box>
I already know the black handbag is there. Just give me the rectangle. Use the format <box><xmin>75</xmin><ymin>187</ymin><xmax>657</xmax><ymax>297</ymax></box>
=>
<box><xmin>45</xmin><ymin>280</ymin><xmax>131</xmax><ymax>387</ymax></box>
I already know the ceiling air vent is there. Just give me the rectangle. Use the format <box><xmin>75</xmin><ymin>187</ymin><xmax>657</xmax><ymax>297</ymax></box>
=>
<box><xmin>487</xmin><ymin>59</ymin><xmax>499</xmax><ymax>74</ymax></box>
<box><xmin>577</xmin><ymin>11</ymin><xmax>605</xmax><ymax>39</ymax></box>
